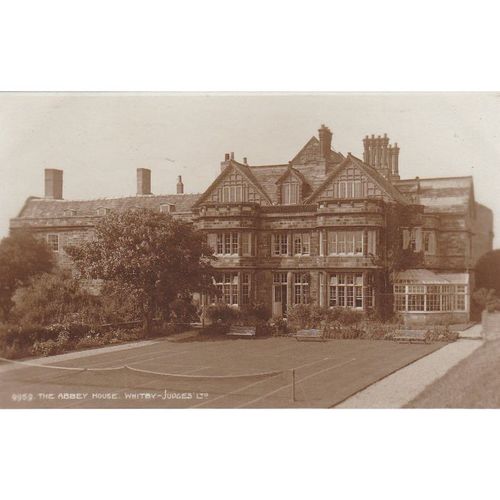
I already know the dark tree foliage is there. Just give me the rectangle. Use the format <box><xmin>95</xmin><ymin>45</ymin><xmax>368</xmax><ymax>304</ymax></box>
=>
<box><xmin>66</xmin><ymin>209</ymin><xmax>216</xmax><ymax>336</ymax></box>
<box><xmin>12</xmin><ymin>270</ymin><xmax>102</xmax><ymax>326</ymax></box>
<box><xmin>475</xmin><ymin>249</ymin><xmax>500</xmax><ymax>295</ymax></box>
<box><xmin>371</xmin><ymin>203</ymin><xmax>424</xmax><ymax>320</ymax></box>
<box><xmin>0</xmin><ymin>230</ymin><xmax>54</xmax><ymax>321</ymax></box>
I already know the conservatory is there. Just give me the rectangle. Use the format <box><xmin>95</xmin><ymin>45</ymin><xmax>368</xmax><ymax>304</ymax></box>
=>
<box><xmin>393</xmin><ymin>269</ymin><xmax>470</xmax><ymax>325</ymax></box>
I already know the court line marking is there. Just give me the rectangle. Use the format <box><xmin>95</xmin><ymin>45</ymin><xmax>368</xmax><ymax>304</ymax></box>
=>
<box><xmin>237</xmin><ymin>358</ymin><xmax>356</xmax><ymax>409</ymax></box>
<box><xmin>190</xmin><ymin>357</ymin><xmax>333</xmax><ymax>409</ymax></box>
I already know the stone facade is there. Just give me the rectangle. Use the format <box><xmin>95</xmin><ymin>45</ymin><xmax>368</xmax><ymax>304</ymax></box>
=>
<box><xmin>9</xmin><ymin>125</ymin><xmax>495</xmax><ymax>324</ymax></box>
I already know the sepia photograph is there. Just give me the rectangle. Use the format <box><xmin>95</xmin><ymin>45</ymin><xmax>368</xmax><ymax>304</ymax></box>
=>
<box><xmin>2</xmin><ymin>2</ymin><xmax>500</xmax><ymax>499</ymax></box>
<box><xmin>0</xmin><ymin>92</ymin><xmax>498</xmax><ymax>409</ymax></box>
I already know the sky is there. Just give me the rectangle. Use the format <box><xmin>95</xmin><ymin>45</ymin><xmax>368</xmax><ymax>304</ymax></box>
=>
<box><xmin>0</xmin><ymin>92</ymin><xmax>499</xmax><ymax>246</ymax></box>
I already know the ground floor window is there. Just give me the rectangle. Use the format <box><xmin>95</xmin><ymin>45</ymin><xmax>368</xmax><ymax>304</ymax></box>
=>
<box><xmin>213</xmin><ymin>272</ymin><xmax>239</xmax><ymax>305</ymax></box>
<box><xmin>241</xmin><ymin>273</ymin><xmax>250</xmax><ymax>305</ymax></box>
<box><xmin>328</xmin><ymin>272</ymin><xmax>374</xmax><ymax>309</ymax></box>
<box><xmin>212</xmin><ymin>272</ymin><xmax>253</xmax><ymax>306</ymax></box>
<box><xmin>293</xmin><ymin>272</ymin><xmax>309</xmax><ymax>305</ymax></box>
<box><xmin>394</xmin><ymin>283</ymin><xmax>467</xmax><ymax>312</ymax></box>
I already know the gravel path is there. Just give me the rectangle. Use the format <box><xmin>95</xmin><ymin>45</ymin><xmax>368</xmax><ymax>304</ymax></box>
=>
<box><xmin>336</xmin><ymin>331</ymin><xmax>483</xmax><ymax>408</ymax></box>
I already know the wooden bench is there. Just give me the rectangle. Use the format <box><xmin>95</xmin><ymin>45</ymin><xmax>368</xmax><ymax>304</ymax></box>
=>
<box><xmin>393</xmin><ymin>330</ymin><xmax>429</xmax><ymax>344</ymax></box>
<box><xmin>294</xmin><ymin>328</ymin><xmax>326</xmax><ymax>342</ymax></box>
<box><xmin>227</xmin><ymin>325</ymin><xmax>256</xmax><ymax>338</ymax></box>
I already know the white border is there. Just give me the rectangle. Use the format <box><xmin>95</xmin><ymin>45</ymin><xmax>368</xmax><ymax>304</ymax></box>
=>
<box><xmin>1</xmin><ymin>1</ymin><xmax>499</xmax><ymax>499</ymax></box>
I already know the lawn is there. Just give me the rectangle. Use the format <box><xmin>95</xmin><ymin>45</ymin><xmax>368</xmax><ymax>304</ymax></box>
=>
<box><xmin>406</xmin><ymin>339</ymin><xmax>500</xmax><ymax>408</ymax></box>
<box><xmin>0</xmin><ymin>336</ymin><xmax>445</xmax><ymax>409</ymax></box>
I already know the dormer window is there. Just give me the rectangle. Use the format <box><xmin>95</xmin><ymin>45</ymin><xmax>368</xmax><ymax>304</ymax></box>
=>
<box><xmin>96</xmin><ymin>207</ymin><xmax>110</xmax><ymax>216</ymax></box>
<box><xmin>282</xmin><ymin>180</ymin><xmax>300</xmax><ymax>205</ymax></box>
<box><xmin>160</xmin><ymin>203</ymin><xmax>176</xmax><ymax>214</ymax></box>
<box><xmin>63</xmin><ymin>209</ymin><xmax>76</xmax><ymax>217</ymax></box>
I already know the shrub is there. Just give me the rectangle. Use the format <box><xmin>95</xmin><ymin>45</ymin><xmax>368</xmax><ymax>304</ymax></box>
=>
<box><xmin>239</xmin><ymin>302</ymin><xmax>270</xmax><ymax>323</ymax></box>
<box><xmin>205</xmin><ymin>304</ymin><xmax>239</xmax><ymax>324</ymax></box>
<box><xmin>287</xmin><ymin>304</ymin><xmax>366</xmax><ymax>331</ymax></box>
<box><xmin>473</xmin><ymin>288</ymin><xmax>499</xmax><ymax>312</ymax></box>
<box><xmin>168</xmin><ymin>297</ymin><xmax>199</xmax><ymax>324</ymax></box>
<box><xmin>269</xmin><ymin>317</ymin><xmax>288</xmax><ymax>336</ymax></box>
<box><xmin>200</xmin><ymin>323</ymin><xmax>230</xmax><ymax>337</ymax></box>
<box><xmin>425</xmin><ymin>325</ymin><xmax>459</xmax><ymax>342</ymax></box>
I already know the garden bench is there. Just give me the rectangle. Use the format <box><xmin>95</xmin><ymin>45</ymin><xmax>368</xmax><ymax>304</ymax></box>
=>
<box><xmin>227</xmin><ymin>325</ymin><xmax>256</xmax><ymax>338</ymax></box>
<box><xmin>393</xmin><ymin>330</ymin><xmax>429</xmax><ymax>344</ymax></box>
<box><xmin>294</xmin><ymin>328</ymin><xmax>326</xmax><ymax>342</ymax></box>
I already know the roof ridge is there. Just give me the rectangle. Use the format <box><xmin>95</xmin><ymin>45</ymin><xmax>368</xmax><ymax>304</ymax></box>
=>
<box><xmin>28</xmin><ymin>193</ymin><xmax>201</xmax><ymax>203</ymax></box>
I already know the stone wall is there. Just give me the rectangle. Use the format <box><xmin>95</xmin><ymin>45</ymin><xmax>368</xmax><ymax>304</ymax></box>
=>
<box><xmin>482</xmin><ymin>311</ymin><xmax>500</xmax><ymax>341</ymax></box>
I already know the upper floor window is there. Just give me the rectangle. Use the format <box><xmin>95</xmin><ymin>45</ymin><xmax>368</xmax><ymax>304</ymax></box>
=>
<box><xmin>47</xmin><ymin>234</ymin><xmax>59</xmax><ymax>252</ymax></box>
<box><xmin>160</xmin><ymin>203</ymin><xmax>175</xmax><ymax>214</ymax></box>
<box><xmin>423</xmin><ymin>230</ymin><xmax>437</xmax><ymax>255</ymax></box>
<box><xmin>324</xmin><ymin>167</ymin><xmax>383</xmax><ymax>199</ymax></box>
<box><xmin>273</xmin><ymin>233</ymin><xmax>289</xmax><ymax>256</ymax></box>
<box><xmin>293</xmin><ymin>233</ymin><xmax>310</xmax><ymax>255</ymax></box>
<box><xmin>96</xmin><ymin>207</ymin><xmax>111</xmax><ymax>217</ymax></box>
<box><xmin>212</xmin><ymin>172</ymin><xmax>264</xmax><ymax>204</ymax></box>
<box><xmin>328</xmin><ymin>230</ymin><xmax>364</xmax><ymax>255</ymax></box>
<box><xmin>216</xmin><ymin>233</ymin><xmax>239</xmax><ymax>255</ymax></box>
<box><xmin>402</xmin><ymin>227</ymin><xmax>429</xmax><ymax>252</ymax></box>
<box><xmin>282</xmin><ymin>180</ymin><xmax>300</xmax><ymax>205</ymax></box>
<box><xmin>160</xmin><ymin>203</ymin><xmax>175</xmax><ymax>213</ymax></box>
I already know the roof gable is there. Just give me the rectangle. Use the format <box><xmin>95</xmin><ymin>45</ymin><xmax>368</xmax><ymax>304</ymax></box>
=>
<box><xmin>275</xmin><ymin>166</ymin><xmax>308</xmax><ymax>186</ymax></box>
<box><xmin>306</xmin><ymin>154</ymin><xmax>408</xmax><ymax>205</ymax></box>
<box><xmin>290</xmin><ymin>136</ymin><xmax>322</xmax><ymax>165</ymax></box>
<box><xmin>194</xmin><ymin>160</ymin><xmax>272</xmax><ymax>206</ymax></box>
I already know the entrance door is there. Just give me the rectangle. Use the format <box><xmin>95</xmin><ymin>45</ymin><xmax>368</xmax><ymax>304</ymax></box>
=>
<box><xmin>272</xmin><ymin>273</ymin><xmax>288</xmax><ymax>317</ymax></box>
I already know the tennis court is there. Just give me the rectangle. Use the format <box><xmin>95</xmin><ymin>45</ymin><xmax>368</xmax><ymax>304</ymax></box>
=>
<box><xmin>0</xmin><ymin>336</ymin><xmax>445</xmax><ymax>408</ymax></box>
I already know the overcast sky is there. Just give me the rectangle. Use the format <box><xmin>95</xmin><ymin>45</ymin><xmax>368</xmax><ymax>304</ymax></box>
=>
<box><xmin>0</xmin><ymin>93</ymin><xmax>498</xmax><ymax>246</ymax></box>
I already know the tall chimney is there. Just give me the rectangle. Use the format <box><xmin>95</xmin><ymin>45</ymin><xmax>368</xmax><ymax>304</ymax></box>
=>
<box><xmin>137</xmin><ymin>168</ymin><xmax>152</xmax><ymax>195</ymax></box>
<box><xmin>44</xmin><ymin>169</ymin><xmax>63</xmax><ymax>199</ymax></box>
<box><xmin>318</xmin><ymin>124</ymin><xmax>333</xmax><ymax>158</ymax></box>
<box><xmin>220</xmin><ymin>152</ymin><xmax>231</xmax><ymax>172</ymax></box>
<box><xmin>390</xmin><ymin>143</ymin><xmax>400</xmax><ymax>180</ymax></box>
<box><xmin>177</xmin><ymin>175</ymin><xmax>184</xmax><ymax>194</ymax></box>
<box><xmin>363</xmin><ymin>134</ymin><xmax>396</xmax><ymax>181</ymax></box>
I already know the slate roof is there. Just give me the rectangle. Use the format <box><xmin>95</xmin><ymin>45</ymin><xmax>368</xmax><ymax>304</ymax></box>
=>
<box><xmin>15</xmin><ymin>194</ymin><xmax>201</xmax><ymax>219</ymax></box>
<box><xmin>394</xmin><ymin>176</ymin><xmax>474</xmax><ymax>214</ymax></box>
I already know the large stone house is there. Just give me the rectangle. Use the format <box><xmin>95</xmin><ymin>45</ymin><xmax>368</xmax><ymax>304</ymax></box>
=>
<box><xmin>10</xmin><ymin>125</ymin><xmax>494</xmax><ymax>325</ymax></box>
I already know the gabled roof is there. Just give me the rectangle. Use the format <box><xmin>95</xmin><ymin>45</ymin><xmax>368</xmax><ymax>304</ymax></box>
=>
<box><xmin>275</xmin><ymin>165</ymin><xmax>309</xmax><ymax>186</ymax></box>
<box><xmin>289</xmin><ymin>135</ymin><xmax>345</xmax><ymax>165</ymax></box>
<box><xmin>289</xmin><ymin>136</ymin><xmax>320</xmax><ymax>164</ymax></box>
<box><xmin>15</xmin><ymin>193</ymin><xmax>200</xmax><ymax>219</ymax></box>
<box><xmin>305</xmin><ymin>153</ymin><xmax>409</xmax><ymax>205</ymax></box>
<box><xmin>193</xmin><ymin>159</ymin><xmax>273</xmax><ymax>207</ymax></box>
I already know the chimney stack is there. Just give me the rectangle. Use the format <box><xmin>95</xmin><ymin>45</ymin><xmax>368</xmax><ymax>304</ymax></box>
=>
<box><xmin>44</xmin><ymin>169</ymin><xmax>63</xmax><ymax>199</ymax></box>
<box><xmin>176</xmin><ymin>175</ymin><xmax>184</xmax><ymax>194</ymax></box>
<box><xmin>243</xmin><ymin>157</ymin><xmax>248</xmax><ymax>165</ymax></box>
<box><xmin>363</xmin><ymin>133</ymin><xmax>397</xmax><ymax>181</ymax></box>
<box><xmin>137</xmin><ymin>168</ymin><xmax>152</xmax><ymax>195</ymax></box>
<box><xmin>220</xmin><ymin>152</ymin><xmax>231</xmax><ymax>172</ymax></box>
<box><xmin>318</xmin><ymin>124</ymin><xmax>333</xmax><ymax>158</ymax></box>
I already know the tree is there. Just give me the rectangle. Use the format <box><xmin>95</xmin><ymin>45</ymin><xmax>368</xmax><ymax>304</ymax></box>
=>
<box><xmin>12</xmin><ymin>270</ymin><xmax>102</xmax><ymax>326</ymax></box>
<box><xmin>0</xmin><ymin>230</ymin><xmax>54</xmax><ymax>321</ymax></box>
<box><xmin>475</xmin><ymin>249</ymin><xmax>500</xmax><ymax>295</ymax></box>
<box><xmin>66</xmin><ymin>209</ymin><xmax>216</xmax><ymax>336</ymax></box>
